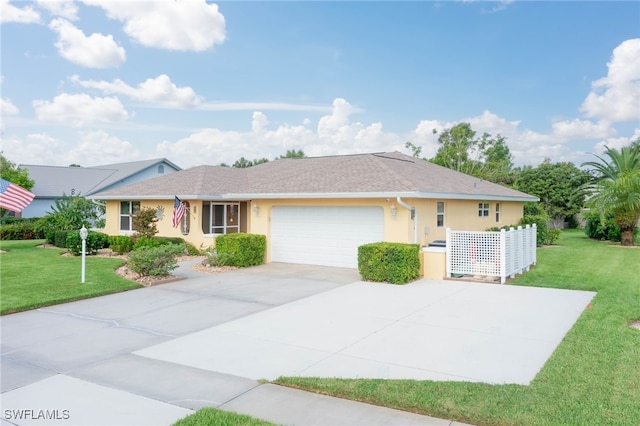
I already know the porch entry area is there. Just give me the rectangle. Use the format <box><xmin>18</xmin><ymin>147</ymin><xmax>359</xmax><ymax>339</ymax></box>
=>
<box><xmin>270</xmin><ymin>206</ymin><xmax>385</xmax><ymax>268</ymax></box>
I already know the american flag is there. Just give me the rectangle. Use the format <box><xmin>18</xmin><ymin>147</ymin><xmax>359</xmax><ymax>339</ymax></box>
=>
<box><xmin>172</xmin><ymin>196</ymin><xmax>186</xmax><ymax>228</ymax></box>
<box><xmin>0</xmin><ymin>178</ymin><xmax>35</xmax><ymax>213</ymax></box>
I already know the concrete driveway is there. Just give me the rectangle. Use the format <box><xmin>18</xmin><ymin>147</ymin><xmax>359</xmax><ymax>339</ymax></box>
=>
<box><xmin>1</xmin><ymin>261</ymin><xmax>595</xmax><ymax>426</ymax></box>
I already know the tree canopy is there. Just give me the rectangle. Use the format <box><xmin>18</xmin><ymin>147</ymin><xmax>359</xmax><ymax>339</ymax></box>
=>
<box><xmin>224</xmin><ymin>149</ymin><xmax>306</xmax><ymax>168</ymax></box>
<box><xmin>513</xmin><ymin>160</ymin><xmax>591</xmax><ymax>226</ymax></box>
<box><xmin>0</xmin><ymin>153</ymin><xmax>34</xmax><ymax>190</ymax></box>
<box><xmin>424</xmin><ymin>123</ymin><xmax>515</xmax><ymax>184</ymax></box>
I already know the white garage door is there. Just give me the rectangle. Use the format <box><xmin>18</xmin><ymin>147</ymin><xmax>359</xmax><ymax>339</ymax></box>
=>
<box><xmin>271</xmin><ymin>206</ymin><xmax>385</xmax><ymax>268</ymax></box>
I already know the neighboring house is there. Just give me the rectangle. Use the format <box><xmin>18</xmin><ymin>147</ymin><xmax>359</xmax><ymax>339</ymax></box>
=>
<box><xmin>20</xmin><ymin>159</ymin><xmax>181</xmax><ymax>218</ymax></box>
<box><xmin>91</xmin><ymin>152</ymin><xmax>538</xmax><ymax>269</ymax></box>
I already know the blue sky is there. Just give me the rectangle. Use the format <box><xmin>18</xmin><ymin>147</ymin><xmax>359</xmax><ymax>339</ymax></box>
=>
<box><xmin>1</xmin><ymin>0</ymin><xmax>639</xmax><ymax>169</ymax></box>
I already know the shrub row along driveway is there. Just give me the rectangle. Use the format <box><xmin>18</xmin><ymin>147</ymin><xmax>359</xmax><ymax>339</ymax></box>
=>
<box><xmin>1</xmin><ymin>261</ymin><xmax>593</xmax><ymax>425</ymax></box>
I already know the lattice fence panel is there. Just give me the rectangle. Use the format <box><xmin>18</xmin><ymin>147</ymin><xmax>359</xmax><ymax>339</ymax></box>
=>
<box><xmin>447</xmin><ymin>225</ymin><xmax>537</xmax><ymax>283</ymax></box>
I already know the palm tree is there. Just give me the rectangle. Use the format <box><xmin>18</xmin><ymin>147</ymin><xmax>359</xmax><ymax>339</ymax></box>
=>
<box><xmin>582</xmin><ymin>143</ymin><xmax>640</xmax><ymax>246</ymax></box>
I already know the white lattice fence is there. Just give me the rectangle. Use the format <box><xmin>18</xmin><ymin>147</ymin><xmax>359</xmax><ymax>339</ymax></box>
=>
<box><xmin>446</xmin><ymin>224</ymin><xmax>536</xmax><ymax>283</ymax></box>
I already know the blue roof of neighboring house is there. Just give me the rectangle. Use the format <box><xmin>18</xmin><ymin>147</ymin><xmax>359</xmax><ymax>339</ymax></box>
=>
<box><xmin>22</xmin><ymin>158</ymin><xmax>181</xmax><ymax>198</ymax></box>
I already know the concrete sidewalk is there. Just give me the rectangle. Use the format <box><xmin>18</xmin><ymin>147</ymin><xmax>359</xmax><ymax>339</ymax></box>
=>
<box><xmin>1</xmin><ymin>260</ymin><xmax>593</xmax><ymax>426</ymax></box>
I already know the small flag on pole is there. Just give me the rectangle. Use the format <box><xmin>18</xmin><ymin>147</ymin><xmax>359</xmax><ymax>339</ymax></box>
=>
<box><xmin>172</xmin><ymin>196</ymin><xmax>186</xmax><ymax>228</ymax></box>
<box><xmin>0</xmin><ymin>178</ymin><xmax>35</xmax><ymax>213</ymax></box>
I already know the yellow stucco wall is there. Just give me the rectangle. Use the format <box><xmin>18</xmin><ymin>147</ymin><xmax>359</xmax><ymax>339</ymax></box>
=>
<box><xmin>103</xmin><ymin>197</ymin><xmax>525</xmax><ymax>266</ymax></box>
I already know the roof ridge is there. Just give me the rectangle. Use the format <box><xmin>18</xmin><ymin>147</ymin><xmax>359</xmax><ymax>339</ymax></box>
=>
<box><xmin>369</xmin><ymin>153</ymin><xmax>420</xmax><ymax>190</ymax></box>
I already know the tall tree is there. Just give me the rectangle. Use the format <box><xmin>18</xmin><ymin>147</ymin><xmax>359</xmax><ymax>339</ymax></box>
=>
<box><xmin>513</xmin><ymin>161</ymin><xmax>590</xmax><ymax>227</ymax></box>
<box><xmin>429</xmin><ymin>123</ymin><xmax>514</xmax><ymax>184</ymax></box>
<box><xmin>0</xmin><ymin>153</ymin><xmax>34</xmax><ymax>190</ymax></box>
<box><xmin>582</xmin><ymin>144</ymin><xmax>640</xmax><ymax>246</ymax></box>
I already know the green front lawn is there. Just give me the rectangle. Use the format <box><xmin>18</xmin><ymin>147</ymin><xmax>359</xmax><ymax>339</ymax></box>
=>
<box><xmin>0</xmin><ymin>240</ymin><xmax>141</xmax><ymax>315</ymax></box>
<box><xmin>276</xmin><ymin>230</ymin><xmax>640</xmax><ymax>425</ymax></box>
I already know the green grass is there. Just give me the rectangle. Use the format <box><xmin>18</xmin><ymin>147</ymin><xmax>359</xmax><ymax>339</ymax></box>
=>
<box><xmin>276</xmin><ymin>230</ymin><xmax>640</xmax><ymax>426</ymax></box>
<box><xmin>172</xmin><ymin>408</ymin><xmax>277</xmax><ymax>426</ymax></box>
<box><xmin>0</xmin><ymin>240</ymin><xmax>141</xmax><ymax>315</ymax></box>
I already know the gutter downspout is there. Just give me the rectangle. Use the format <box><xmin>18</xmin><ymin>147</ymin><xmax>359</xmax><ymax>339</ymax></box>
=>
<box><xmin>397</xmin><ymin>196</ymin><xmax>418</xmax><ymax>244</ymax></box>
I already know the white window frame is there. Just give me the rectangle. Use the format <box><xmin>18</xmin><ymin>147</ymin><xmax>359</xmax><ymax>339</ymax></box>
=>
<box><xmin>203</xmin><ymin>202</ymin><xmax>240</xmax><ymax>235</ymax></box>
<box><xmin>495</xmin><ymin>203</ymin><xmax>501</xmax><ymax>223</ymax></box>
<box><xmin>478</xmin><ymin>202</ymin><xmax>490</xmax><ymax>218</ymax></box>
<box><xmin>436</xmin><ymin>201</ymin><xmax>445</xmax><ymax>228</ymax></box>
<box><xmin>120</xmin><ymin>201</ymin><xmax>140</xmax><ymax>231</ymax></box>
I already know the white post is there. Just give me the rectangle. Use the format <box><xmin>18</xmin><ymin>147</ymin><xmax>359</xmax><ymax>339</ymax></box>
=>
<box><xmin>80</xmin><ymin>226</ymin><xmax>88</xmax><ymax>283</ymax></box>
<box><xmin>446</xmin><ymin>228</ymin><xmax>451</xmax><ymax>278</ymax></box>
<box><xmin>500</xmin><ymin>228</ymin><xmax>507</xmax><ymax>284</ymax></box>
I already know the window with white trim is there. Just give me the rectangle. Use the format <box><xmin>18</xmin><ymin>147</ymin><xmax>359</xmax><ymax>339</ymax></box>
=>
<box><xmin>495</xmin><ymin>203</ymin><xmax>501</xmax><ymax>223</ymax></box>
<box><xmin>202</xmin><ymin>202</ymin><xmax>240</xmax><ymax>234</ymax></box>
<box><xmin>120</xmin><ymin>201</ymin><xmax>140</xmax><ymax>231</ymax></box>
<box><xmin>478</xmin><ymin>202</ymin><xmax>490</xmax><ymax>218</ymax></box>
<box><xmin>436</xmin><ymin>201</ymin><xmax>445</xmax><ymax>228</ymax></box>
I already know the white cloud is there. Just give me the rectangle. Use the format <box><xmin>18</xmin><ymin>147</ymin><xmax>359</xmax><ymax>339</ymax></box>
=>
<box><xmin>157</xmin><ymin>98</ymin><xmax>404</xmax><ymax>167</ymax></box>
<box><xmin>49</xmin><ymin>18</ymin><xmax>126</xmax><ymax>68</ymax></box>
<box><xmin>1</xmin><ymin>98</ymin><xmax>19</xmax><ymax>115</ymax></box>
<box><xmin>593</xmin><ymin>128</ymin><xmax>640</xmax><ymax>154</ymax></box>
<box><xmin>580</xmin><ymin>38</ymin><xmax>640</xmax><ymax>122</ymax></box>
<box><xmin>251</xmin><ymin>112</ymin><xmax>269</xmax><ymax>133</ymax></box>
<box><xmin>70</xmin><ymin>74</ymin><xmax>202</xmax><ymax>108</ymax></box>
<box><xmin>1</xmin><ymin>0</ymin><xmax>41</xmax><ymax>23</ymax></box>
<box><xmin>1</xmin><ymin>133</ymin><xmax>61</xmax><ymax>166</ymax></box>
<box><xmin>33</xmin><ymin>93</ymin><xmax>130</xmax><ymax>127</ymax></box>
<box><xmin>36</xmin><ymin>0</ymin><xmax>78</xmax><ymax>20</ymax></box>
<box><xmin>81</xmin><ymin>0</ymin><xmax>226</xmax><ymax>51</ymax></box>
<box><xmin>1</xmin><ymin>131</ymin><xmax>141</xmax><ymax>167</ymax></box>
<box><xmin>464</xmin><ymin>110</ymin><xmax>521</xmax><ymax>137</ymax></box>
<box><xmin>551</xmin><ymin>119</ymin><xmax>615</xmax><ymax>140</ymax></box>
<box><xmin>71</xmin><ymin>130</ymin><xmax>142</xmax><ymax>165</ymax></box>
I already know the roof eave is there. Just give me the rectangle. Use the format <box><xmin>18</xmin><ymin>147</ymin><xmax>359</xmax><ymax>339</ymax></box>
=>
<box><xmin>91</xmin><ymin>191</ymin><xmax>538</xmax><ymax>202</ymax></box>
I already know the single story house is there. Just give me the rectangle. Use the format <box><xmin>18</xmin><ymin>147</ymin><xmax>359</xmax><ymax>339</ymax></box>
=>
<box><xmin>91</xmin><ymin>152</ymin><xmax>538</xmax><ymax>270</ymax></box>
<box><xmin>20</xmin><ymin>159</ymin><xmax>181</xmax><ymax>218</ymax></box>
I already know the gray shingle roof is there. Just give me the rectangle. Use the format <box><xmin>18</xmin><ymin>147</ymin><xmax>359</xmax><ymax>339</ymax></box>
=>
<box><xmin>92</xmin><ymin>152</ymin><xmax>537</xmax><ymax>202</ymax></box>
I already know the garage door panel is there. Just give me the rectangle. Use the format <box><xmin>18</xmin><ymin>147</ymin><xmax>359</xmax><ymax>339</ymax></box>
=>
<box><xmin>271</xmin><ymin>206</ymin><xmax>384</xmax><ymax>268</ymax></box>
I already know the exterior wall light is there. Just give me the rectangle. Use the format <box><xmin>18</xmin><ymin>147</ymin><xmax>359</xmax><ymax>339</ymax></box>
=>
<box><xmin>253</xmin><ymin>204</ymin><xmax>260</xmax><ymax>216</ymax></box>
<box><xmin>390</xmin><ymin>204</ymin><xmax>397</xmax><ymax>219</ymax></box>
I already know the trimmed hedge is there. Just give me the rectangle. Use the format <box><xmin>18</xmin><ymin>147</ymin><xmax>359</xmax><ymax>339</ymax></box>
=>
<box><xmin>358</xmin><ymin>242</ymin><xmax>420</xmax><ymax>284</ymax></box>
<box><xmin>0</xmin><ymin>221</ymin><xmax>45</xmax><ymax>240</ymax></box>
<box><xmin>66</xmin><ymin>231</ymin><xmax>109</xmax><ymax>256</ymax></box>
<box><xmin>215</xmin><ymin>233</ymin><xmax>266</xmax><ymax>267</ymax></box>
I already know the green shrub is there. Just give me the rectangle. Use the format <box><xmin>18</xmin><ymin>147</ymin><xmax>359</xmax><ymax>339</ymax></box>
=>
<box><xmin>0</xmin><ymin>221</ymin><xmax>45</xmax><ymax>240</ymax></box>
<box><xmin>545</xmin><ymin>228</ymin><xmax>562</xmax><ymax>245</ymax></box>
<box><xmin>66</xmin><ymin>231</ymin><xmax>109</xmax><ymax>256</ymax></box>
<box><xmin>132</xmin><ymin>207</ymin><xmax>159</xmax><ymax>238</ymax></box>
<box><xmin>215</xmin><ymin>233</ymin><xmax>266</xmax><ymax>267</ymax></box>
<box><xmin>55</xmin><ymin>230</ymin><xmax>72</xmax><ymax>248</ymax></box>
<box><xmin>127</xmin><ymin>244</ymin><xmax>184</xmax><ymax>277</ymax></box>
<box><xmin>133</xmin><ymin>236</ymin><xmax>162</xmax><ymax>250</ymax></box>
<box><xmin>154</xmin><ymin>236</ymin><xmax>186</xmax><ymax>246</ymax></box>
<box><xmin>583</xmin><ymin>210</ymin><xmax>624</xmax><ymax>242</ymax></box>
<box><xmin>108</xmin><ymin>235</ymin><xmax>133</xmax><ymax>254</ymax></box>
<box><xmin>183</xmin><ymin>241</ymin><xmax>200</xmax><ymax>256</ymax></box>
<box><xmin>358</xmin><ymin>242</ymin><xmax>420</xmax><ymax>284</ymax></box>
<box><xmin>202</xmin><ymin>251</ymin><xmax>233</xmax><ymax>267</ymax></box>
